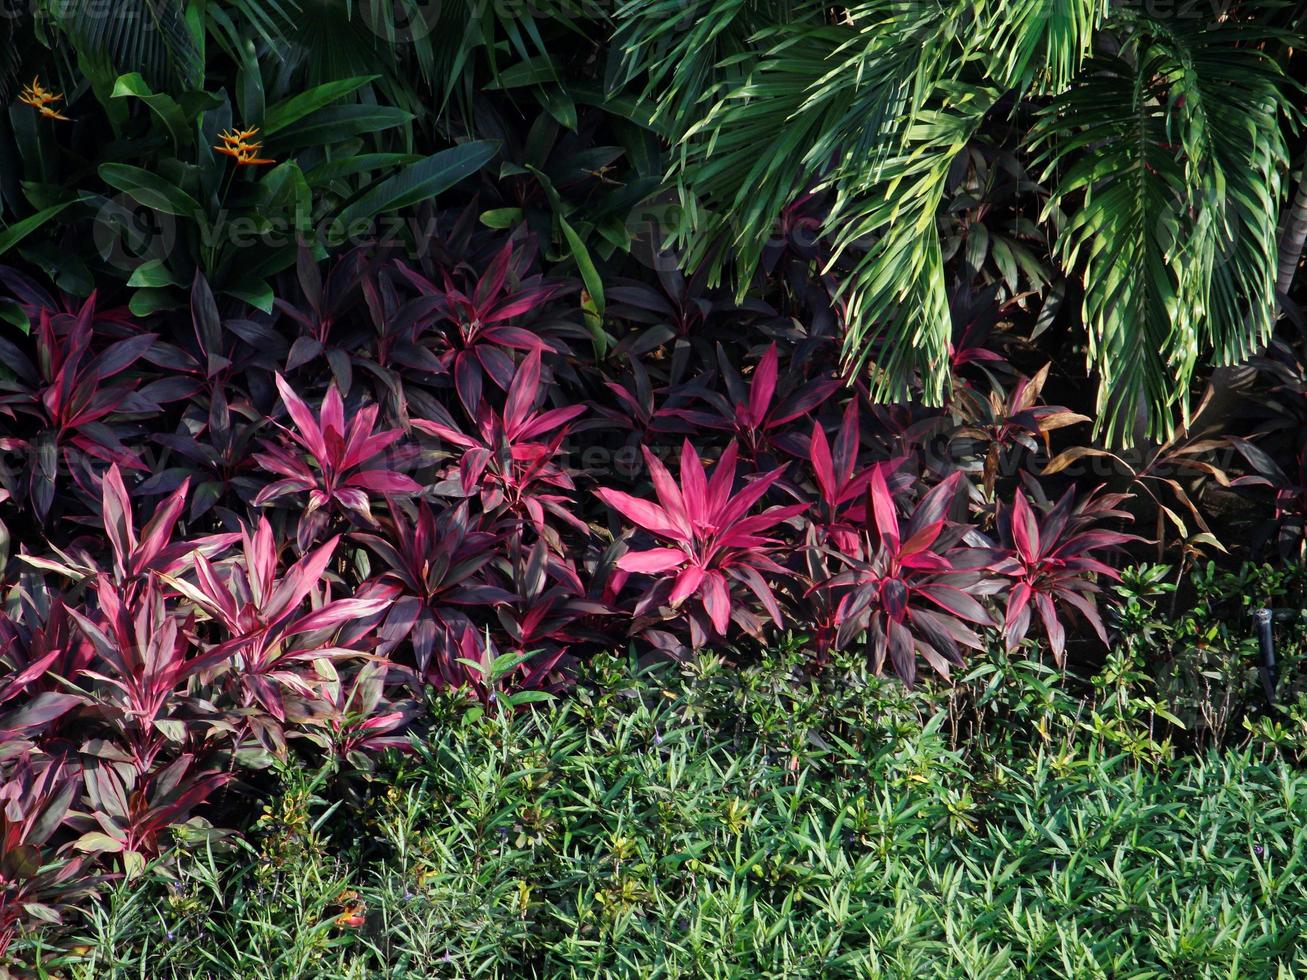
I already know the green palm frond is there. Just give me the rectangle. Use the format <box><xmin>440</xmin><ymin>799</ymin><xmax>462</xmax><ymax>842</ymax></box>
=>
<box><xmin>224</xmin><ymin>0</ymin><xmax>300</xmax><ymax>51</ymax></box>
<box><xmin>667</xmin><ymin>27</ymin><xmax>862</xmax><ymax>282</ymax></box>
<box><xmin>1</xmin><ymin>16</ymin><xmax>19</xmax><ymax>104</ymax></box>
<box><xmin>978</xmin><ymin>0</ymin><xmax>1109</xmax><ymax>94</ymax></box>
<box><xmin>37</xmin><ymin>0</ymin><xmax>299</xmax><ymax>91</ymax></box>
<box><xmin>46</xmin><ymin>0</ymin><xmax>203</xmax><ymax>90</ymax></box>
<box><xmin>640</xmin><ymin>0</ymin><xmax>1296</xmax><ymax>439</ymax></box>
<box><xmin>1156</xmin><ymin>17</ymin><xmax>1294</xmax><ymax>366</ymax></box>
<box><xmin>423</xmin><ymin>0</ymin><xmax>607</xmax><ymax>109</ymax></box>
<box><xmin>667</xmin><ymin>2</ymin><xmax>967</xmax><ymax>278</ymax></box>
<box><xmin>277</xmin><ymin>0</ymin><xmax>603</xmax><ymax>120</ymax></box>
<box><xmin>830</xmin><ymin>81</ymin><xmax>997</xmax><ymax>404</ymax></box>
<box><xmin>1034</xmin><ymin>47</ymin><xmax>1190</xmax><ymax>446</ymax></box>
<box><xmin>651</xmin><ymin>0</ymin><xmax>1109</xmax><ymax>408</ymax></box>
<box><xmin>611</xmin><ymin>0</ymin><xmax>811</xmax><ymax>132</ymax></box>
<box><xmin>1034</xmin><ymin>16</ymin><xmax>1295</xmax><ymax>443</ymax></box>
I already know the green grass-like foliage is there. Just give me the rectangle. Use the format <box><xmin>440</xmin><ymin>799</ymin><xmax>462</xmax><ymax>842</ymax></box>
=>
<box><xmin>20</xmin><ymin>642</ymin><xmax>1307</xmax><ymax>979</ymax></box>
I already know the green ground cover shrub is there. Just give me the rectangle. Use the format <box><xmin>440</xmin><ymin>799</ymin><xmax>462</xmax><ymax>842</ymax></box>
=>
<box><xmin>14</xmin><ymin>606</ymin><xmax>1307</xmax><ymax>979</ymax></box>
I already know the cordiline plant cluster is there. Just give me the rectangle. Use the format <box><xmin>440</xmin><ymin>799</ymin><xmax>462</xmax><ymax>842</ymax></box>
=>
<box><xmin>0</xmin><ymin>223</ymin><xmax>1135</xmax><ymax>954</ymax></box>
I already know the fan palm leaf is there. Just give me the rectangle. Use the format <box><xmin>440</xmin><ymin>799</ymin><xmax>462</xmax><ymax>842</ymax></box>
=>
<box><xmin>44</xmin><ymin>0</ymin><xmax>204</xmax><ymax>90</ymax></box>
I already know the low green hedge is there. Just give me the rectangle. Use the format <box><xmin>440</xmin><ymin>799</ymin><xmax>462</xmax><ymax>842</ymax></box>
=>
<box><xmin>19</xmin><ymin>646</ymin><xmax>1307</xmax><ymax>979</ymax></box>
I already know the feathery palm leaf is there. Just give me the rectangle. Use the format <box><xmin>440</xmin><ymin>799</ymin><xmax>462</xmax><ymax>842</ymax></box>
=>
<box><xmin>1033</xmin><ymin>46</ymin><xmax>1189</xmax><ymax>446</ymax></box>
<box><xmin>660</xmin><ymin>0</ymin><xmax>1103</xmax><ymax>402</ymax></box>
<box><xmin>623</xmin><ymin>0</ymin><xmax>1296</xmax><ymax>442</ymax></box>
<box><xmin>981</xmin><ymin>0</ymin><xmax>1109</xmax><ymax>94</ymax></box>
<box><xmin>611</xmin><ymin>0</ymin><xmax>811</xmax><ymax>132</ymax></box>
<box><xmin>829</xmin><ymin>81</ymin><xmax>997</xmax><ymax>404</ymax></box>
<box><xmin>1034</xmin><ymin>15</ymin><xmax>1295</xmax><ymax>442</ymax></box>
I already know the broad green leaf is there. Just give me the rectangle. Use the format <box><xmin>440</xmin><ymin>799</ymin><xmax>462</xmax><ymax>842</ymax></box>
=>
<box><xmin>484</xmin><ymin>55</ymin><xmax>560</xmax><ymax>90</ymax></box>
<box><xmin>336</xmin><ymin>141</ymin><xmax>498</xmax><ymax>229</ymax></box>
<box><xmin>537</xmin><ymin>87</ymin><xmax>577</xmax><ymax>131</ymax></box>
<box><xmin>99</xmin><ymin>164</ymin><xmax>204</xmax><ymax>219</ymax></box>
<box><xmin>74</xmin><ymin>831</ymin><xmax>124</xmax><ymax>854</ymax></box>
<box><xmin>305</xmin><ymin>153</ymin><xmax>422</xmax><ymax>185</ymax></box>
<box><xmin>225</xmin><ymin>281</ymin><xmax>275</xmax><ymax>313</ymax></box>
<box><xmin>153</xmin><ymin>718</ymin><xmax>188</xmax><ymax>741</ymax></box>
<box><xmin>266</xmin><ymin>105</ymin><xmax>414</xmax><ymax>152</ymax></box>
<box><xmin>129</xmin><ymin>288</ymin><xmax>183</xmax><ymax>316</ymax></box>
<box><xmin>0</xmin><ymin>300</ymin><xmax>29</xmax><ymax>333</ymax></box>
<box><xmin>507</xmin><ymin>690</ymin><xmax>556</xmax><ymax>706</ymax></box>
<box><xmin>111</xmin><ymin>73</ymin><xmax>189</xmax><ymax>146</ymax></box>
<box><xmin>126</xmin><ymin>258</ymin><xmax>184</xmax><ymax>288</ymax></box>
<box><xmin>480</xmin><ymin>207</ymin><xmax>524</xmax><ymax>229</ymax></box>
<box><xmin>262</xmin><ymin>75</ymin><xmax>380</xmax><ymax>135</ymax></box>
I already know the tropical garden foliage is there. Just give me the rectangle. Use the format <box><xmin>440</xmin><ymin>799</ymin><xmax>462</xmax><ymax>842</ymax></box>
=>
<box><xmin>1</xmin><ymin>0</ymin><xmax>1306</xmax><ymax>970</ymax></box>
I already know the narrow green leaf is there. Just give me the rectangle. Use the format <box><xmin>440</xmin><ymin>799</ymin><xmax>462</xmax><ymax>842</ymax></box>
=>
<box><xmin>0</xmin><ymin>201</ymin><xmax>75</xmax><ymax>257</ymax></box>
<box><xmin>266</xmin><ymin>105</ymin><xmax>414</xmax><ymax>152</ymax></box>
<box><xmin>560</xmin><ymin>216</ymin><xmax>608</xmax><ymax>357</ymax></box>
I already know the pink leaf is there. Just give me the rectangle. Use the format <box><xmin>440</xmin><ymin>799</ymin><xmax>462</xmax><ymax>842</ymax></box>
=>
<box><xmin>1035</xmin><ymin>591</ymin><xmax>1065</xmax><ymax>658</ymax></box>
<box><xmin>475</xmin><ymin>238</ymin><xmax>514</xmax><ymax>308</ymax></box>
<box><xmin>868</xmin><ymin>465</ymin><xmax>900</xmax><ymax>551</ymax></box>
<box><xmin>834</xmin><ymin>398</ymin><xmax>860</xmax><ymax>482</ymax></box>
<box><xmin>100</xmin><ymin>464</ymin><xmax>134</xmax><ymax>578</ymax></box>
<box><xmin>1004</xmin><ymin>582</ymin><xmax>1034</xmax><ymax>650</ymax></box>
<box><xmin>460</xmin><ymin>448</ymin><xmax>492</xmax><ymax>494</ymax></box>
<box><xmin>616</xmin><ymin>547</ymin><xmax>687</xmax><ymax>574</ymax></box>
<box><xmin>716</xmin><ymin>465</ymin><xmax>787</xmax><ymax>530</ymax></box>
<box><xmin>518</xmin><ymin>404</ymin><xmax>586</xmax><ymax>441</ymax></box>
<box><xmin>132</xmin><ymin>477</ymin><xmax>191</xmax><ymax>576</ymax></box>
<box><xmin>346</xmin><ymin>470</ymin><xmax>421</xmax><ymax>494</ymax></box>
<box><xmin>1011</xmin><ymin>491</ymin><xmax>1040</xmax><ymax>560</ymax></box>
<box><xmin>504</xmin><ymin>348</ymin><xmax>541</xmax><ymax>433</ymax></box>
<box><xmin>264</xmin><ymin>535</ymin><xmax>340</xmax><ymax>625</ymax></box>
<box><xmin>253</xmin><ymin>477</ymin><xmax>315</xmax><ymax>506</ymax></box>
<box><xmin>412</xmin><ymin>417</ymin><xmax>478</xmax><ymax>449</ymax></box>
<box><xmin>707</xmin><ymin>442</ymin><xmax>740</xmax><ymax>516</ymax></box>
<box><xmin>321</xmin><ymin>384</ymin><xmax>346</xmax><ymax>450</ymax></box>
<box><xmin>898</xmin><ymin>519</ymin><xmax>945</xmax><ymax>560</ymax></box>
<box><xmin>811</xmin><ymin>421</ymin><xmax>835</xmax><ymax>504</ymax></box>
<box><xmin>680</xmin><ymin>440</ymin><xmax>707</xmax><ymax>524</ymax></box>
<box><xmin>702</xmin><ymin>571</ymin><xmax>731</xmax><ymax>634</ymax></box>
<box><xmin>641</xmin><ymin>446</ymin><xmax>691</xmax><ymax>536</ymax></box>
<box><xmin>274</xmin><ymin>373</ymin><xmax>326</xmax><ymax>459</ymax></box>
<box><xmin>918</xmin><ymin>586</ymin><xmax>990</xmax><ymax>624</ymax></box>
<box><xmin>669</xmin><ymin>564</ymin><xmax>706</xmax><ymax>605</ymax></box>
<box><xmin>748</xmin><ymin>344</ymin><xmax>778</xmax><ymax>423</ymax></box>
<box><xmin>286</xmin><ymin>595</ymin><xmax>392</xmax><ymax>636</ymax></box>
<box><xmin>333</xmin><ymin>487</ymin><xmax>374</xmax><ymax>520</ymax></box>
<box><xmin>594</xmin><ymin>488</ymin><xmax>684</xmax><ymax>540</ymax></box>
<box><xmin>719</xmin><ymin>502</ymin><xmax>807</xmax><ymax>545</ymax></box>
<box><xmin>455</xmin><ymin>353</ymin><xmax>483</xmax><ymax>418</ymax></box>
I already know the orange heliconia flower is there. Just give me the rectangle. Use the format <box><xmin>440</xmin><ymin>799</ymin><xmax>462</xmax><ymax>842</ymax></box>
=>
<box><xmin>214</xmin><ymin>126</ymin><xmax>275</xmax><ymax>166</ymax></box>
<box><xmin>19</xmin><ymin>77</ymin><xmax>70</xmax><ymax>121</ymax></box>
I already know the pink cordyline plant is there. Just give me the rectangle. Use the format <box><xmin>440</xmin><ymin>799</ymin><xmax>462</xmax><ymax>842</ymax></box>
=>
<box><xmin>596</xmin><ymin>440</ymin><xmax>806</xmax><ymax>645</ymax></box>
<box><xmin>254</xmin><ymin>373</ymin><xmax>419</xmax><ymax>525</ymax></box>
